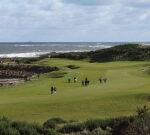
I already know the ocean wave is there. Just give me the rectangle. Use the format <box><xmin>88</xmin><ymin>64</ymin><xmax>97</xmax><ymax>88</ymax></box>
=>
<box><xmin>14</xmin><ymin>44</ymin><xmax>35</xmax><ymax>47</ymax></box>
<box><xmin>96</xmin><ymin>43</ymin><xmax>102</xmax><ymax>45</ymax></box>
<box><xmin>88</xmin><ymin>45</ymin><xmax>112</xmax><ymax>48</ymax></box>
<box><xmin>0</xmin><ymin>50</ymin><xmax>91</xmax><ymax>58</ymax></box>
<box><xmin>0</xmin><ymin>44</ymin><xmax>113</xmax><ymax>58</ymax></box>
<box><xmin>14</xmin><ymin>44</ymin><xmax>69</xmax><ymax>47</ymax></box>
<box><xmin>14</xmin><ymin>44</ymin><xmax>53</xmax><ymax>47</ymax></box>
<box><xmin>0</xmin><ymin>52</ymin><xmax>50</xmax><ymax>58</ymax></box>
<box><xmin>56</xmin><ymin>50</ymin><xmax>90</xmax><ymax>53</ymax></box>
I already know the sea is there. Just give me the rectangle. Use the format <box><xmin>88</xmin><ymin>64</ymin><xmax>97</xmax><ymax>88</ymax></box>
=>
<box><xmin>0</xmin><ymin>42</ymin><xmax>148</xmax><ymax>58</ymax></box>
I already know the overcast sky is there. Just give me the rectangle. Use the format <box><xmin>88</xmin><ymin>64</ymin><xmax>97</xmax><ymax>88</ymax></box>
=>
<box><xmin>0</xmin><ymin>0</ymin><xmax>150</xmax><ymax>42</ymax></box>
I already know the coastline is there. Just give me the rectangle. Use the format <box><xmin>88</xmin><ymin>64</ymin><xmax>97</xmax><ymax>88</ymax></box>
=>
<box><xmin>0</xmin><ymin>43</ymin><xmax>149</xmax><ymax>58</ymax></box>
<box><xmin>0</xmin><ymin>42</ymin><xmax>127</xmax><ymax>58</ymax></box>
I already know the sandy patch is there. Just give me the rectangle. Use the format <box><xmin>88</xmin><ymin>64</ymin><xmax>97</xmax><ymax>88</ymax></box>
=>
<box><xmin>139</xmin><ymin>43</ymin><xmax>150</xmax><ymax>47</ymax></box>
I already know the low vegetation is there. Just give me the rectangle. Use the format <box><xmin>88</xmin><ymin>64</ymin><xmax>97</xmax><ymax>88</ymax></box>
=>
<box><xmin>16</xmin><ymin>54</ymin><xmax>51</xmax><ymax>64</ymax></box>
<box><xmin>51</xmin><ymin>44</ymin><xmax>150</xmax><ymax>62</ymax></box>
<box><xmin>0</xmin><ymin>106</ymin><xmax>150</xmax><ymax>135</ymax></box>
<box><xmin>0</xmin><ymin>64</ymin><xmax>58</xmax><ymax>74</ymax></box>
<box><xmin>0</xmin><ymin>64</ymin><xmax>58</xmax><ymax>80</ymax></box>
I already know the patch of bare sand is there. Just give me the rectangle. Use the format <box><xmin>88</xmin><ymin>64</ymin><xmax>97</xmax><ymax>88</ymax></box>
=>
<box><xmin>139</xmin><ymin>43</ymin><xmax>150</xmax><ymax>47</ymax></box>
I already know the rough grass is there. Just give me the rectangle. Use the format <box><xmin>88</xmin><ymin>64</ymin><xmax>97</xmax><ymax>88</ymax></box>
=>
<box><xmin>0</xmin><ymin>58</ymin><xmax>150</xmax><ymax>124</ymax></box>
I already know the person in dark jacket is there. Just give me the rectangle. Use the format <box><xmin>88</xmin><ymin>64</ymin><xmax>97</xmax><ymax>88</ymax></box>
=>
<box><xmin>68</xmin><ymin>77</ymin><xmax>71</xmax><ymax>83</ymax></box>
<box><xmin>82</xmin><ymin>80</ymin><xmax>84</xmax><ymax>86</ymax></box>
<box><xmin>54</xmin><ymin>87</ymin><xmax>57</xmax><ymax>94</ymax></box>
<box><xmin>51</xmin><ymin>86</ymin><xmax>54</xmax><ymax>95</ymax></box>
<box><xmin>99</xmin><ymin>77</ymin><xmax>103</xmax><ymax>83</ymax></box>
<box><xmin>103</xmin><ymin>78</ymin><xmax>107</xmax><ymax>83</ymax></box>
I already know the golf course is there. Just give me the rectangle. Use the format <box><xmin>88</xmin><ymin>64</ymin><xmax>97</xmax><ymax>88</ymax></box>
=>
<box><xmin>0</xmin><ymin>57</ymin><xmax>150</xmax><ymax>124</ymax></box>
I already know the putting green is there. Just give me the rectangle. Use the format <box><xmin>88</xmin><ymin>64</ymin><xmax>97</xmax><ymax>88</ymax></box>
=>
<box><xmin>0</xmin><ymin>58</ymin><xmax>150</xmax><ymax>123</ymax></box>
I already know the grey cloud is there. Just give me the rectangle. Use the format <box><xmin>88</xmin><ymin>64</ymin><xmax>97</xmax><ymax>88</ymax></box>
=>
<box><xmin>0</xmin><ymin>0</ymin><xmax>150</xmax><ymax>41</ymax></box>
<box><xmin>61</xmin><ymin>0</ymin><xmax>113</xmax><ymax>6</ymax></box>
<box><xmin>124</xmin><ymin>0</ymin><xmax>150</xmax><ymax>8</ymax></box>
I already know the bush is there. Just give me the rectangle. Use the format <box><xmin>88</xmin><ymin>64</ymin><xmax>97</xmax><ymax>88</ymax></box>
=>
<box><xmin>51</xmin><ymin>52</ymin><xmax>90</xmax><ymax>60</ymax></box>
<box><xmin>109</xmin><ymin>117</ymin><xmax>134</xmax><ymax>135</ymax></box>
<box><xmin>126</xmin><ymin>106</ymin><xmax>150</xmax><ymax>135</ymax></box>
<box><xmin>46</xmin><ymin>118</ymin><xmax>67</xmax><ymax>124</ymax></box>
<box><xmin>58</xmin><ymin>122</ymin><xmax>85</xmax><ymax>133</ymax></box>
<box><xmin>21</xmin><ymin>58</ymin><xmax>40</xmax><ymax>64</ymax></box>
<box><xmin>0</xmin><ymin>119</ymin><xmax>20</xmax><ymax>135</ymax></box>
<box><xmin>69</xmin><ymin>120</ymin><xmax>79</xmax><ymax>123</ymax></box>
<box><xmin>43</xmin><ymin>120</ymin><xmax>57</xmax><ymax>129</ymax></box>
<box><xmin>43</xmin><ymin>128</ymin><xmax>59</xmax><ymax>135</ymax></box>
<box><xmin>0</xmin><ymin>64</ymin><xmax>59</xmax><ymax>74</ymax></box>
<box><xmin>84</xmin><ymin>119</ymin><xmax>106</xmax><ymax>131</ymax></box>
<box><xmin>0</xmin><ymin>127</ymin><xmax>20</xmax><ymax>135</ymax></box>
<box><xmin>1</xmin><ymin>106</ymin><xmax>150</xmax><ymax>135</ymax></box>
<box><xmin>91</xmin><ymin>127</ymin><xmax>112</xmax><ymax>135</ymax></box>
<box><xmin>19</xmin><ymin>54</ymin><xmax>50</xmax><ymax>64</ymax></box>
<box><xmin>84</xmin><ymin>117</ymin><xmax>135</xmax><ymax>135</ymax></box>
<box><xmin>66</xmin><ymin>128</ymin><xmax>112</xmax><ymax>135</ymax></box>
<box><xmin>51</xmin><ymin>44</ymin><xmax>150</xmax><ymax>62</ymax></box>
<box><xmin>0</xmin><ymin>117</ymin><xmax>60</xmax><ymax>135</ymax></box>
<box><xmin>11</xmin><ymin>121</ymin><xmax>40</xmax><ymax>135</ymax></box>
<box><xmin>31</xmin><ymin>123</ymin><xmax>44</xmax><ymax>134</ymax></box>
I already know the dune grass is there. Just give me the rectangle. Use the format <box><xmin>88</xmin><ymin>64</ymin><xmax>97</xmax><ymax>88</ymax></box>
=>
<box><xmin>0</xmin><ymin>58</ymin><xmax>150</xmax><ymax>123</ymax></box>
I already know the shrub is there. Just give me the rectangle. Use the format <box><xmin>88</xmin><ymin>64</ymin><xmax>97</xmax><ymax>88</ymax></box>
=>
<box><xmin>84</xmin><ymin>117</ymin><xmax>135</xmax><ymax>135</ymax></box>
<box><xmin>126</xmin><ymin>106</ymin><xmax>150</xmax><ymax>135</ymax></box>
<box><xmin>69</xmin><ymin>120</ymin><xmax>79</xmax><ymax>123</ymax></box>
<box><xmin>46</xmin><ymin>118</ymin><xmax>67</xmax><ymax>124</ymax></box>
<box><xmin>31</xmin><ymin>123</ymin><xmax>44</xmax><ymax>134</ymax></box>
<box><xmin>43</xmin><ymin>128</ymin><xmax>59</xmax><ymax>135</ymax></box>
<box><xmin>0</xmin><ymin>117</ymin><xmax>60</xmax><ymax>135</ymax></box>
<box><xmin>109</xmin><ymin>117</ymin><xmax>134</xmax><ymax>135</ymax></box>
<box><xmin>43</xmin><ymin>120</ymin><xmax>57</xmax><ymax>129</ymax></box>
<box><xmin>0</xmin><ymin>127</ymin><xmax>20</xmax><ymax>135</ymax></box>
<box><xmin>51</xmin><ymin>44</ymin><xmax>150</xmax><ymax>62</ymax></box>
<box><xmin>58</xmin><ymin>122</ymin><xmax>85</xmax><ymax>133</ymax></box>
<box><xmin>0</xmin><ymin>118</ymin><xmax>20</xmax><ymax>135</ymax></box>
<box><xmin>84</xmin><ymin>119</ymin><xmax>107</xmax><ymax>131</ymax></box>
<box><xmin>91</xmin><ymin>127</ymin><xmax>112</xmax><ymax>135</ymax></box>
<box><xmin>21</xmin><ymin>58</ymin><xmax>40</xmax><ymax>64</ymax></box>
<box><xmin>0</xmin><ymin>64</ymin><xmax>59</xmax><ymax>74</ymax></box>
<box><xmin>11</xmin><ymin>121</ymin><xmax>40</xmax><ymax>135</ymax></box>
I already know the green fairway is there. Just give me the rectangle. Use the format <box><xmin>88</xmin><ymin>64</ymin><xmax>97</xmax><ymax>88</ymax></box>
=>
<box><xmin>0</xmin><ymin>58</ymin><xmax>150</xmax><ymax>123</ymax></box>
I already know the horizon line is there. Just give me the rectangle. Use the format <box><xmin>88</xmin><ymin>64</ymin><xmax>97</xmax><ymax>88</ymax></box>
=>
<box><xmin>0</xmin><ymin>41</ymin><xmax>150</xmax><ymax>43</ymax></box>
